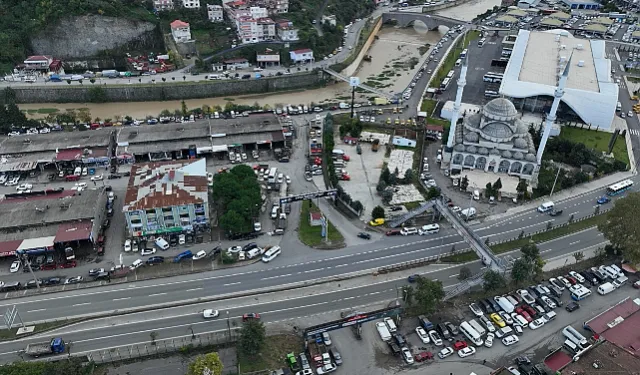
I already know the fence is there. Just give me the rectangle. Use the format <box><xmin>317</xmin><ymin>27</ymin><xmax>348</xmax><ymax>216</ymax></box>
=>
<box><xmin>85</xmin><ymin>330</ymin><xmax>238</xmax><ymax>364</ymax></box>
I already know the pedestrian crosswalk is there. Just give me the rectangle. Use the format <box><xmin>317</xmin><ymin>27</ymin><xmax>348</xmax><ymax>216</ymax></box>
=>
<box><xmin>629</xmin><ymin>129</ymin><xmax>640</xmax><ymax>136</ymax></box>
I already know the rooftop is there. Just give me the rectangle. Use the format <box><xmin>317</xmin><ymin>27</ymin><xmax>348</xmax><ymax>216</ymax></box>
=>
<box><xmin>562</xmin><ymin>341</ymin><xmax>640</xmax><ymax>375</ymax></box>
<box><xmin>170</xmin><ymin>20</ymin><xmax>190</xmax><ymax>28</ymax></box>
<box><xmin>123</xmin><ymin>159</ymin><xmax>208</xmax><ymax>212</ymax></box>
<box><xmin>0</xmin><ymin>129</ymin><xmax>111</xmax><ymax>155</ymax></box>
<box><xmin>585</xmin><ymin>297</ymin><xmax>640</xmax><ymax>357</ymax></box>
<box><xmin>0</xmin><ymin>188</ymin><xmax>104</xmax><ymax>230</ymax></box>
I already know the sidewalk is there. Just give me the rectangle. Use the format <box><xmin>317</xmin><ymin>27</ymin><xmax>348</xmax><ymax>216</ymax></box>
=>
<box><xmin>484</xmin><ymin>171</ymin><xmax>635</xmax><ymax>222</ymax></box>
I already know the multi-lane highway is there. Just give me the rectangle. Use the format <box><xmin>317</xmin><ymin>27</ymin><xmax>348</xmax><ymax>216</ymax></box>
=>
<box><xmin>0</xmin><ymin>226</ymin><xmax>608</xmax><ymax>363</ymax></box>
<box><xmin>0</xmin><ymin>173</ymin><xmax>631</xmax><ymax>326</ymax></box>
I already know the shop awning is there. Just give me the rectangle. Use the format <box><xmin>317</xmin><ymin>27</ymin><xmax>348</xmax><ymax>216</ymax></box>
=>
<box><xmin>55</xmin><ymin>221</ymin><xmax>93</xmax><ymax>243</ymax></box>
<box><xmin>17</xmin><ymin>236</ymin><xmax>55</xmax><ymax>251</ymax></box>
<box><xmin>0</xmin><ymin>240</ymin><xmax>22</xmax><ymax>257</ymax></box>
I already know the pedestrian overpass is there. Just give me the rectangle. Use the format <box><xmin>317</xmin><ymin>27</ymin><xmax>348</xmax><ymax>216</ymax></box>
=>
<box><xmin>322</xmin><ymin>68</ymin><xmax>396</xmax><ymax>100</ymax></box>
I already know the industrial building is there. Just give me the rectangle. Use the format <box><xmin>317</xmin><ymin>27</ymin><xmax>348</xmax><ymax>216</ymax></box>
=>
<box><xmin>122</xmin><ymin>159</ymin><xmax>209</xmax><ymax>239</ymax></box>
<box><xmin>0</xmin><ymin>188</ymin><xmax>108</xmax><ymax>259</ymax></box>
<box><xmin>499</xmin><ymin>29</ymin><xmax>618</xmax><ymax>131</ymax></box>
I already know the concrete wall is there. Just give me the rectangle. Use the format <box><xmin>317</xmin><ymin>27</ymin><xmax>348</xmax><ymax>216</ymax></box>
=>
<box><xmin>422</xmin><ymin>0</ymin><xmax>473</xmax><ymax>12</ymax></box>
<box><xmin>11</xmin><ymin>71</ymin><xmax>327</xmax><ymax>104</ymax></box>
<box><xmin>342</xmin><ymin>17</ymin><xmax>383</xmax><ymax>77</ymax></box>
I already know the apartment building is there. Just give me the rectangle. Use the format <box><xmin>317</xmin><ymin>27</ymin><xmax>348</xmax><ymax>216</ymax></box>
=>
<box><xmin>181</xmin><ymin>0</ymin><xmax>201</xmax><ymax>8</ymax></box>
<box><xmin>170</xmin><ymin>20</ymin><xmax>192</xmax><ymax>43</ymax></box>
<box><xmin>207</xmin><ymin>4</ymin><xmax>224</xmax><ymax>22</ymax></box>
<box><xmin>153</xmin><ymin>0</ymin><xmax>175</xmax><ymax>10</ymax></box>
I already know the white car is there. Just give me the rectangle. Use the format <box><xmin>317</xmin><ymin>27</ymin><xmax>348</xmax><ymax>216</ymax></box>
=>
<box><xmin>322</xmin><ymin>332</ymin><xmax>332</xmax><ymax>346</ymax></box>
<box><xmin>140</xmin><ymin>248</ymin><xmax>156</xmax><ymax>256</ymax></box>
<box><xmin>511</xmin><ymin>313</ymin><xmax>528</xmax><ymax>327</ymax></box>
<box><xmin>569</xmin><ymin>271</ymin><xmax>585</xmax><ymax>283</ymax></box>
<box><xmin>10</xmin><ymin>260</ymin><xmax>21</xmax><ymax>273</ymax></box>
<box><xmin>75</xmin><ymin>182</ymin><xmax>88</xmax><ymax>190</ymax></box>
<box><xmin>529</xmin><ymin>318</ymin><xmax>545</xmax><ymax>330</ymax></box>
<box><xmin>286</xmin><ymin>175</ymin><xmax>291</xmax><ymax>184</ymax></box>
<box><xmin>415</xmin><ymin>327</ymin><xmax>430</xmax><ymax>344</ymax></box>
<box><xmin>458</xmin><ymin>346</ymin><xmax>476</xmax><ymax>358</ymax></box>
<box><xmin>124</xmin><ymin>239</ymin><xmax>132</xmax><ymax>252</ymax></box>
<box><xmin>203</xmin><ymin>309</ymin><xmax>219</xmax><ymax>319</ymax></box>
<box><xmin>428</xmin><ymin>330</ymin><xmax>443</xmax><ymax>346</ymax></box>
<box><xmin>541</xmin><ymin>295</ymin><xmax>556</xmax><ymax>309</ymax></box>
<box><xmin>132</xmin><ymin>242</ymin><xmax>139</xmax><ymax>252</ymax></box>
<box><xmin>469</xmin><ymin>303</ymin><xmax>483</xmax><ymax>317</ymax></box>
<box><xmin>179</xmin><ymin>234</ymin><xmax>186</xmax><ymax>245</ymax></box>
<box><xmin>549</xmin><ymin>277</ymin><xmax>565</xmax><ymax>291</ymax></box>
<box><xmin>91</xmin><ymin>174</ymin><xmax>103</xmax><ymax>181</ymax></box>
<box><xmin>499</xmin><ymin>311</ymin><xmax>514</xmax><ymax>325</ymax></box>
<box><xmin>316</xmin><ymin>363</ymin><xmax>337</xmax><ymax>375</ymax></box>
<box><xmin>485</xmin><ymin>333</ymin><xmax>495</xmax><ymax>348</ymax></box>
<box><xmin>207</xmin><ymin>173</ymin><xmax>214</xmax><ymax>186</ymax></box>
<box><xmin>227</xmin><ymin>246</ymin><xmax>243</xmax><ymax>254</ymax></box>
<box><xmin>517</xmin><ymin>289</ymin><xmax>535</xmax><ymax>304</ymax></box>
<box><xmin>16</xmin><ymin>183</ymin><xmax>33</xmax><ymax>191</ymax></box>
<box><xmin>401</xmin><ymin>347</ymin><xmax>414</xmax><ymax>364</ymax></box>
<box><xmin>502</xmin><ymin>335</ymin><xmax>520</xmax><ymax>346</ymax></box>
<box><xmin>193</xmin><ymin>250</ymin><xmax>207</xmax><ymax>260</ymax></box>
<box><xmin>557</xmin><ymin>276</ymin><xmax>572</xmax><ymax>288</ymax></box>
<box><xmin>438</xmin><ymin>347</ymin><xmax>454</xmax><ymax>359</ymax></box>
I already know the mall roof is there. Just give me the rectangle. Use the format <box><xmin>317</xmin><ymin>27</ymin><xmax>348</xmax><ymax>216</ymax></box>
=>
<box><xmin>585</xmin><ymin>297</ymin><xmax>640</xmax><ymax>334</ymax></box>
<box><xmin>561</xmin><ymin>341</ymin><xmax>640</xmax><ymax>375</ymax></box>
<box><xmin>584</xmin><ymin>23</ymin><xmax>607</xmax><ymax>33</ymax></box>
<box><xmin>496</xmin><ymin>15</ymin><xmax>518</xmax><ymax>24</ymax></box>
<box><xmin>583</xmin><ymin>298</ymin><xmax>640</xmax><ymax>357</ymax></box>
<box><xmin>499</xmin><ymin>29</ymin><xmax>618</xmax><ymax>130</ymax></box>
<box><xmin>506</xmin><ymin>9</ymin><xmax>527</xmax><ymax>17</ymax></box>
<box><xmin>593</xmin><ymin>16</ymin><xmax>614</xmax><ymax>25</ymax></box>
<box><xmin>0</xmin><ymin>130</ymin><xmax>111</xmax><ymax>155</ymax></box>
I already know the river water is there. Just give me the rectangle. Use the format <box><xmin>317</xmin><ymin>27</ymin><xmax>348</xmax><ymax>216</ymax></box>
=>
<box><xmin>19</xmin><ymin>0</ymin><xmax>499</xmax><ymax>119</ymax></box>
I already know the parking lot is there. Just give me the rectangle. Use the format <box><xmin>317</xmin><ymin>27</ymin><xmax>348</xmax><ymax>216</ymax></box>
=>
<box><xmin>296</xmin><ymin>263</ymin><xmax>639</xmax><ymax>375</ymax></box>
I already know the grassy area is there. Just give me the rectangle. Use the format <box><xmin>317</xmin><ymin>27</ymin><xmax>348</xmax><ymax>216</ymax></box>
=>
<box><xmin>37</xmin><ymin>108</ymin><xmax>60</xmax><ymax>114</ymax></box>
<box><xmin>0</xmin><ymin>319</ymin><xmax>83</xmax><ymax>341</ymax></box>
<box><xmin>430</xmin><ymin>30</ymin><xmax>481</xmax><ymax>89</ymax></box>
<box><xmin>237</xmin><ymin>334</ymin><xmax>303</xmax><ymax>373</ymax></box>
<box><xmin>420</xmin><ymin>99</ymin><xmax>437</xmax><ymax>116</ymax></box>
<box><xmin>404</xmin><ymin>201</ymin><xmax>423</xmax><ymax>211</ymax></box>
<box><xmin>558</xmin><ymin>126</ymin><xmax>630</xmax><ymax>166</ymax></box>
<box><xmin>440</xmin><ymin>214</ymin><xmax>607</xmax><ymax>263</ymax></box>
<box><xmin>298</xmin><ymin>201</ymin><xmax>345</xmax><ymax>247</ymax></box>
<box><xmin>428</xmin><ymin>117</ymin><xmax>449</xmax><ymax>127</ymax></box>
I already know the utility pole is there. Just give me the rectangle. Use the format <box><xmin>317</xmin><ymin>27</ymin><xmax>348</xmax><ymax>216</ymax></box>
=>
<box><xmin>349</xmin><ymin>77</ymin><xmax>360</xmax><ymax>119</ymax></box>
<box><xmin>18</xmin><ymin>251</ymin><xmax>40</xmax><ymax>290</ymax></box>
<box><xmin>549</xmin><ymin>167</ymin><xmax>561</xmax><ymax>197</ymax></box>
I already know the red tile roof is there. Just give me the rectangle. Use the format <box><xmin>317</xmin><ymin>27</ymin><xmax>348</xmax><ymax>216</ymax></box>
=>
<box><xmin>585</xmin><ymin>298</ymin><xmax>640</xmax><ymax>335</ymax></box>
<box><xmin>25</xmin><ymin>55</ymin><xmax>52</xmax><ymax>62</ymax></box>
<box><xmin>170</xmin><ymin>20</ymin><xmax>189</xmax><ymax>28</ymax></box>
<box><xmin>54</xmin><ymin>221</ymin><xmax>93</xmax><ymax>243</ymax></box>
<box><xmin>544</xmin><ymin>350</ymin><xmax>572</xmax><ymax>372</ymax></box>
<box><xmin>310</xmin><ymin>212</ymin><xmax>323</xmax><ymax>221</ymax></box>
<box><xmin>292</xmin><ymin>48</ymin><xmax>312</xmax><ymax>54</ymax></box>
<box><xmin>55</xmin><ymin>148</ymin><xmax>83</xmax><ymax>161</ymax></box>
<box><xmin>585</xmin><ymin>297</ymin><xmax>640</xmax><ymax>357</ymax></box>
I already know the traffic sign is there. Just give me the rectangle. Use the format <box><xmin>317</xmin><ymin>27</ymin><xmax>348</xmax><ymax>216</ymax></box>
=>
<box><xmin>349</xmin><ymin>77</ymin><xmax>360</xmax><ymax>87</ymax></box>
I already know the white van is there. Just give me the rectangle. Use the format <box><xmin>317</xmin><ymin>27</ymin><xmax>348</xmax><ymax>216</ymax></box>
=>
<box><xmin>472</xmin><ymin>190</ymin><xmax>480</xmax><ymax>200</ymax></box>
<box><xmin>401</xmin><ymin>227</ymin><xmax>418</xmax><ymax>236</ymax></box>
<box><xmin>271</xmin><ymin>206</ymin><xmax>279</xmax><ymax>219</ymax></box>
<box><xmin>460</xmin><ymin>207</ymin><xmax>476</xmax><ymax>220</ymax></box>
<box><xmin>155</xmin><ymin>237</ymin><xmax>170</xmax><ymax>250</ymax></box>
<box><xmin>74</xmin><ymin>166</ymin><xmax>82</xmax><ymax>176</ymax></box>
<box><xmin>130</xmin><ymin>259</ymin><xmax>144</xmax><ymax>270</ymax></box>
<box><xmin>455</xmin><ymin>58</ymin><xmax>462</xmax><ymax>66</ymax></box>
<box><xmin>332</xmin><ymin>149</ymin><xmax>345</xmax><ymax>156</ymax></box>
<box><xmin>261</xmin><ymin>246</ymin><xmax>281</xmax><ymax>263</ymax></box>
<box><xmin>209</xmin><ymin>74</ymin><xmax>220</xmax><ymax>80</ymax></box>
<box><xmin>213</xmin><ymin>111</ymin><xmax>220</xmax><ymax>119</ymax></box>
<box><xmin>600</xmin><ymin>265</ymin><xmax>618</xmax><ymax>279</ymax></box>
<box><xmin>246</xmin><ymin>247</ymin><xmax>262</xmax><ymax>259</ymax></box>
<box><xmin>597</xmin><ymin>282</ymin><xmax>615</xmax><ymax>295</ymax></box>
<box><xmin>537</xmin><ymin>201</ymin><xmax>554</xmax><ymax>213</ymax></box>
<box><xmin>563</xmin><ymin>339</ymin><xmax>578</xmax><ymax>353</ymax></box>
<box><xmin>609</xmin><ymin>264</ymin><xmax>624</xmax><ymax>278</ymax></box>
<box><xmin>613</xmin><ymin>275</ymin><xmax>628</xmax><ymax>288</ymax></box>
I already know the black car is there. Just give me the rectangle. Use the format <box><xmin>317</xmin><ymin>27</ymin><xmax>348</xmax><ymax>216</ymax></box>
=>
<box><xmin>549</xmin><ymin>209</ymin><xmax>563</xmax><ymax>216</ymax></box>
<box><xmin>444</xmin><ymin>321</ymin><xmax>459</xmax><ymax>336</ymax></box>
<box><xmin>102</xmin><ymin>219</ymin><xmax>111</xmax><ymax>229</ymax></box>
<box><xmin>393</xmin><ymin>333</ymin><xmax>406</xmax><ymax>346</ymax></box>
<box><xmin>146</xmin><ymin>256</ymin><xmax>165</xmax><ymax>265</ymax></box>
<box><xmin>479</xmin><ymin>299</ymin><xmax>493</xmax><ymax>314</ymax></box>
<box><xmin>487</xmin><ymin>298</ymin><xmax>501</xmax><ymax>313</ymax></box>
<box><xmin>169</xmin><ymin>235</ymin><xmax>178</xmax><ymax>246</ymax></box>
<box><xmin>389</xmin><ymin>206</ymin><xmax>403</xmax><ymax>212</ymax></box>
<box><xmin>436</xmin><ymin>323</ymin><xmax>451</xmax><ymax>340</ymax></box>
<box><xmin>357</xmin><ymin>232</ymin><xmax>371</xmax><ymax>240</ymax></box>
<box><xmin>548</xmin><ymin>295</ymin><xmax>563</xmax><ymax>307</ymax></box>
<box><xmin>94</xmin><ymin>272</ymin><xmax>110</xmax><ymax>280</ymax></box>
<box><xmin>243</xmin><ymin>242</ymin><xmax>258</xmax><ymax>252</ymax></box>
<box><xmin>241</xmin><ymin>74</ymin><xmax>251</xmax><ymax>79</ymax></box>
<box><xmin>43</xmin><ymin>277</ymin><xmax>62</xmax><ymax>286</ymax></box>
<box><xmin>565</xmin><ymin>301</ymin><xmax>580</xmax><ymax>312</ymax></box>
<box><xmin>516</xmin><ymin>356</ymin><xmax>531</xmax><ymax>366</ymax></box>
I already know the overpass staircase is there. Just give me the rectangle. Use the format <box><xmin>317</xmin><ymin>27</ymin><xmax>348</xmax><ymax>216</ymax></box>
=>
<box><xmin>322</xmin><ymin>68</ymin><xmax>395</xmax><ymax>100</ymax></box>
<box><xmin>388</xmin><ymin>201</ymin><xmax>436</xmax><ymax>228</ymax></box>
<box><xmin>444</xmin><ymin>268</ymin><xmax>487</xmax><ymax>300</ymax></box>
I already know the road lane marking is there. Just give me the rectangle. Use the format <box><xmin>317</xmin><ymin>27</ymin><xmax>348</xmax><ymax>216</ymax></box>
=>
<box><xmin>186</xmin><ymin>288</ymin><xmax>203</xmax><ymax>292</ymax></box>
<box><xmin>224</xmin><ymin>282</ymin><xmax>241</xmax><ymax>286</ymax></box>
<box><xmin>448</xmin><ymin>274</ymin><xmax>458</xmax><ymax>278</ymax></box>
<box><xmin>113</xmin><ymin>297</ymin><xmax>130</xmax><ymax>301</ymax></box>
<box><xmin>261</xmin><ymin>274</ymin><xmax>292</xmax><ymax>280</ymax></box>
<box><xmin>569</xmin><ymin>241</ymin><xmax>580</xmax><ymax>246</ymax></box>
<box><xmin>26</xmin><ymin>308</ymin><xmax>46</xmax><ymax>313</ymax></box>
<box><xmin>149</xmin><ymin>293</ymin><xmax>167</xmax><ymax>297</ymax></box>
<box><xmin>73</xmin><ymin>302</ymin><xmax>90</xmax><ymax>306</ymax></box>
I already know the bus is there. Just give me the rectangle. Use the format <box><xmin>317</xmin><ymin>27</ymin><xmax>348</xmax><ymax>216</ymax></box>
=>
<box><xmin>484</xmin><ymin>90</ymin><xmax>500</xmax><ymax>98</ymax></box>
<box><xmin>460</xmin><ymin>49</ymin><xmax>468</xmax><ymax>59</ymax></box>
<box><xmin>419</xmin><ymin>224</ymin><xmax>440</xmax><ymax>235</ymax></box>
<box><xmin>478</xmin><ymin>38</ymin><xmax>486</xmax><ymax>47</ymax></box>
<box><xmin>483</xmin><ymin>73</ymin><xmax>503</xmax><ymax>83</ymax></box>
<box><xmin>446</xmin><ymin>70</ymin><xmax>455</xmax><ymax>79</ymax></box>
<box><xmin>607</xmin><ymin>179</ymin><xmax>633</xmax><ymax>196</ymax></box>
<box><xmin>459</xmin><ymin>321</ymin><xmax>484</xmax><ymax>346</ymax></box>
<box><xmin>267</xmin><ymin>167</ymin><xmax>278</xmax><ymax>184</ymax></box>
<box><xmin>440</xmin><ymin>78</ymin><xmax>451</xmax><ymax>90</ymax></box>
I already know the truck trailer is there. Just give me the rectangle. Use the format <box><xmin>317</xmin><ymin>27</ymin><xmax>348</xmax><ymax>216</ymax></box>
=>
<box><xmin>25</xmin><ymin>337</ymin><xmax>65</xmax><ymax>357</ymax></box>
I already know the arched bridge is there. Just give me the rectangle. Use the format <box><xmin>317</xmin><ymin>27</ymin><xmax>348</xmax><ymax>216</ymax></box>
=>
<box><xmin>382</xmin><ymin>11</ymin><xmax>466</xmax><ymax>31</ymax></box>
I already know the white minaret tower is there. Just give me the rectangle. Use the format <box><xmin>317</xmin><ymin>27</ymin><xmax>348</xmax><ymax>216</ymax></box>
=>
<box><xmin>446</xmin><ymin>55</ymin><xmax>468</xmax><ymax>149</ymax></box>
<box><xmin>536</xmin><ymin>56</ymin><xmax>571</xmax><ymax>164</ymax></box>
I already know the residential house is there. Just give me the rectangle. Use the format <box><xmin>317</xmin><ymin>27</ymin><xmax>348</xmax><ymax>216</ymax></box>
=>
<box><xmin>170</xmin><ymin>20</ymin><xmax>192</xmax><ymax>43</ymax></box>
<box><xmin>122</xmin><ymin>159</ymin><xmax>209</xmax><ymax>238</ymax></box>
<box><xmin>257</xmin><ymin>49</ymin><xmax>281</xmax><ymax>67</ymax></box>
<box><xmin>263</xmin><ymin>0</ymin><xmax>289</xmax><ymax>13</ymax></box>
<box><xmin>235</xmin><ymin>15</ymin><xmax>275</xmax><ymax>43</ymax></box>
<box><xmin>322</xmin><ymin>14</ymin><xmax>337</xmax><ymax>27</ymax></box>
<box><xmin>289</xmin><ymin>49</ymin><xmax>314</xmax><ymax>63</ymax></box>
<box><xmin>153</xmin><ymin>0</ymin><xmax>174</xmax><ymax>10</ymax></box>
<box><xmin>181</xmin><ymin>0</ymin><xmax>200</xmax><ymax>8</ymax></box>
<box><xmin>223</xmin><ymin>58</ymin><xmax>250</xmax><ymax>70</ymax></box>
<box><xmin>276</xmin><ymin>20</ymin><xmax>299</xmax><ymax>41</ymax></box>
<box><xmin>22</xmin><ymin>55</ymin><xmax>62</xmax><ymax>72</ymax></box>
<box><xmin>207</xmin><ymin>4</ymin><xmax>224</xmax><ymax>21</ymax></box>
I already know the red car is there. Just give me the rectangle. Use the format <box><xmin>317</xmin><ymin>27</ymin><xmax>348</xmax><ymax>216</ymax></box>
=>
<box><xmin>519</xmin><ymin>310</ymin><xmax>532</xmax><ymax>322</ymax></box>
<box><xmin>59</xmin><ymin>261</ymin><xmax>77</xmax><ymax>269</ymax></box>
<box><xmin>342</xmin><ymin>155</ymin><xmax>350</xmax><ymax>161</ymax></box>
<box><xmin>242</xmin><ymin>313</ymin><xmax>260</xmax><ymax>321</ymax></box>
<box><xmin>453</xmin><ymin>340</ymin><xmax>468</xmax><ymax>351</ymax></box>
<box><xmin>565</xmin><ymin>276</ymin><xmax>577</xmax><ymax>285</ymax></box>
<box><xmin>523</xmin><ymin>304</ymin><xmax>537</xmax><ymax>317</ymax></box>
<box><xmin>340</xmin><ymin>174</ymin><xmax>351</xmax><ymax>181</ymax></box>
<box><xmin>414</xmin><ymin>351</ymin><xmax>433</xmax><ymax>362</ymax></box>
<box><xmin>40</xmin><ymin>263</ymin><xmax>57</xmax><ymax>271</ymax></box>
<box><xmin>386</xmin><ymin>229</ymin><xmax>402</xmax><ymax>236</ymax></box>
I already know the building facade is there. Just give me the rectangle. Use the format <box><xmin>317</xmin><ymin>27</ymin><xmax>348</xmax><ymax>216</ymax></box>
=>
<box><xmin>122</xmin><ymin>159</ymin><xmax>209</xmax><ymax>238</ymax></box>
<box><xmin>181</xmin><ymin>0</ymin><xmax>201</xmax><ymax>8</ymax></box>
<box><xmin>207</xmin><ymin>4</ymin><xmax>224</xmax><ymax>21</ymax></box>
<box><xmin>170</xmin><ymin>20</ymin><xmax>192</xmax><ymax>43</ymax></box>
<box><xmin>257</xmin><ymin>50</ymin><xmax>281</xmax><ymax>67</ymax></box>
<box><xmin>290</xmin><ymin>49</ymin><xmax>314</xmax><ymax>63</ymax></box>
<box><xmin>153</xmin><ymin>0</ymin><xmax>174</xmax><ymax>10</ymax></box>
<box><xmin>276</xmin><ymin>20</ymin><xmax>299</xmax><ymax>41</ymax></box>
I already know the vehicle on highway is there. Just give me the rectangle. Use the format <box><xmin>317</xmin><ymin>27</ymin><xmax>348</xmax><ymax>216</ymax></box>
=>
<box><xmin>407</xmin><ymin>274</ymin><xmax>421</xmax><ymax>283</ymax></box>
<box><xmin>25</xmin><ymin>337</ymin><xmax>66</xmax><ymax>357</ymax></box>
<box><xmin>438</xmin><ymin>347</ymin><xmax>454</xmax><ymax>359</ymax></box>
<box><xmin>10</xmin><ymin>260</ymin><xmax>21</xmax><ymax>273</ymax></box>
<box><xmin>401</xmin><ymin>347</ymin><xmax>414</xmax><ymax>364</ymax></box>
<box><xmin>242</xmin><ymin>313</ymin><xmax>260</xmax><ymax>321</ymax></box>
<box><xmin>596</xmin><ymin>196</ymin><xmax>611</xmax><ymax>204</ymax></box>
<box><xmin>88</xmin><ymin>268</ymin><xmax>104</xmax><ymax>277</ymax></box>
<box><xmin>458</xmin><ymin>346</ymin><xmax>476</xmax><ymax>358</ymax></box>
<box><xmin>369</xmin><ymin>218</ymin><xmax>385</xmax><ymax>226</ymax></box>
<box><xmin>502</xmin><ymin>335</ymin><xmax>519</xmax><ymax>346</ymax></box>
<box><xmin>428</xmin><ymin>330</ymin><xmax>443</xmax><ymax>346</ymax></box>
<box><xmin>549</xmin><ymin>209</ymin><xmax>563</xmax><ymax>216</ymax></box>
<box><xmin>64</xmin><ymin>276</ymin><xmax>83</xmax><ymax>284</ymax></box>
<box><xmin>415</xmin><ymin>327</ymin><xmax>430</xmax><ymax>344</ymax></box>
<box><xmin>357</xmin><ymin>232</ymin><xmax>371</xmax><ymax>240</ymax></box>
<box><xmin>203</xmin><ymin>309</ymin><xmax>219</xmax><ymax>319</ymax></box>
<box><xmin>400</xmin><ymin>227</ymin><xmax>418</xmax><ymax>236</ymax></box>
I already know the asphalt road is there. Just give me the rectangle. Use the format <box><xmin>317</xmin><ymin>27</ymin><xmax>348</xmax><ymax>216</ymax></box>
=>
<box><xmin>0</xmin><ymin>228</ymin><xmax>608</xmax><ymax>363</ymax></box>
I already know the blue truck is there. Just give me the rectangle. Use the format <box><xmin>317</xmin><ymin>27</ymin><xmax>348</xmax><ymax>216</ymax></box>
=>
<box><xmin>25</xmin><ymin>337</ymin><xmax>65</xmax><ymax>357</ymax></box>
<box><xmin>173</xmin><ymin>250</ymin><xmax>193</xmax><ymax>263</ymax></box>
<box><xmin>48</xmin><ymin>74</ymin><xmax>62</xmax><ymax>82</ymax></box>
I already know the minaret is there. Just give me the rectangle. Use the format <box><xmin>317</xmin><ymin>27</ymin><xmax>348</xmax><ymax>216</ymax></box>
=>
<box><xmin>446</xmin><ymin>56</ymin><xmax>468</xmax><ymax>149</ymax></box>
<box><xmin>536</xmin><ymin>56</ymin><xmax>571</xmax><ymax>164</ymax></box>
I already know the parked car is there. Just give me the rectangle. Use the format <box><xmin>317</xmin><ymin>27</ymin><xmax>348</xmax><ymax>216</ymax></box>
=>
<box><xmin>357</xmin><ymin>232</ymin><xmax>371</xmax><ymax>240</ymax></box>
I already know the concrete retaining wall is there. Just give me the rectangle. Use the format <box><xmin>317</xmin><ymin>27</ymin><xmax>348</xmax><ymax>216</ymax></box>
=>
<box><xmin>422</xmin><ymin>0</ymin><xmax>473</xmax><ymax>12</ymax></box>
<box><xmin>342</xmin><ymin>17</ymin><xmax>383</xmax><ymax>78</ymax></box>
<box><xmin>10</xmin><ymin>71</ymin><xmax>327</xmax><ymax>104</ymax></box>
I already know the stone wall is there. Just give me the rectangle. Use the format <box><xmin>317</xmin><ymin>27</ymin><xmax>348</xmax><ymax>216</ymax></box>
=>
<box><xmin>342</xmin><ymin>17</ymin><xmax>383</xmax><ymax>78</ymax></box>
<box><xmin>10</xmin><ymin>71</ymin><xmax>328</xmax><ymax>104</ymax></box>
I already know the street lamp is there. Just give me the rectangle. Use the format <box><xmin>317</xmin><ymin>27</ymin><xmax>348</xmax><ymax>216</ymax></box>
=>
<box><xmin>226</xmin><ymin>311</ymin><xmax>231</xmax><ymax>339</ymax></box>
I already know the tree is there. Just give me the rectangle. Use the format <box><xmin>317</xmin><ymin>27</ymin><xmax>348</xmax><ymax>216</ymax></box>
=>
<box><xmin>510</xmin><ymin>258</ymin><xmax>532</xmax><ymax>284</ymax></box>
<box><xmin>483</xmin><ymin>270</ymin><xmax>506</xmax><ymax>292</ymax></box>
<box><xmin>492</xmin><ymin>178</ymin><xmax>502</xmax><ymax>195</ymax></box>
<box><xmin>239</xmin><ymin>319</ymin><xmax>266</xmax><ymax>356</ymax></box>
<box><xmin>426</xmin><ymin>187</ymin><xmax>440</xmax><ymax>199</ymax></box>
<box><xmin>404</xmin><ymin>169</ymin><xmax>413</xmax><ymax>183</ymax></box>
<box><xmin>412</xmin><ymin>278</ymin><xmax>445</xmax><ymax>313</ymax></box>
<box><xmin>458</xmin><ymin>266</ymin><xmax>472</xmax><ymax>280</ymax></box>
<box><xmin>380</xmin><ymin>167</ymin><xmax>391</xmax><ymax>184</ymax></box>
<box><xmin>181</xmin><ymin>100</ymin><xmax>189</xmax><ymax>116</ymax></box>
<box><xmin>516</xmin><ymin>179</ymin><xmax>528</xmax><ymax>198</ymax></box>
<box><xmin>520</xmin><ymin>243</ymin><xmax>544</xmax><ymax>278</ymax></box>
<box><xmin>372</xmin><ymin>206</ymin><xmax>385</xmax><ymax>220</ymax></box>
<box><xmin>485</xmin><ymin>182</ymin><xmax>493</xmax><ymax>198</ymax></box>
<box><xmin>187</xmin><ymin>352</ymin><xmax>224</xmax><ymax>375</ymax></box>
<box><xmin>376</xmin><ymin>180</ymin><xmax>387</xmax><ymax>193</ymax></box>
<box><xmin>381</xmin><ymin>189</ymin><xmax>394</xmax><ymax>204</ymax></box>
<box><xmin>572</xmin><ymin>251</ymin><xmax>584</xmax><ymax>264</ymax></box>
<box><xmin>460</xmin><ymin>175</ymin><xmax>469</xmax><ymax>191</ymax></box>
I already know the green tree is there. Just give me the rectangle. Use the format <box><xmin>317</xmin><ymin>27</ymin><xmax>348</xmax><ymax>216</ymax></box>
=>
<box><xmin>412</xmin><ymin>277</ymin><xmax>445</xmax><ymax>314</ymax></box>
<box><xmin>483</xmin><ymin>270</ymin><xmax>506</xmax><ymax>292</ymax></box>
<box><xmin>380</xmin><ymin>167</ymin><xmax>391</xmax><ymax>184</ymax></box>
<box><xmin>510</xmin><ymin>258</ymin><xmax>532</xmax><ymax>285</ymax></box>
<box><xmin>381</xmin><ymin>189</ymin><xmax>394</xmax><ymax>204</ymax></box>
<box><xmin>520</xmin><ymin>243</ymin><xmax>544</xmax><ymax>278</ymax></box>
<box><xmin>516</xmin><ymin>179</ymin><xmax>528</xmax><ymax>198</ymax></box>
<box><xmin>426</xmin><ymin>187</ymin><xmax>440</xmax><ymax>199</ymax></box>
<box><xmin>181</xmin><ymin>100</ymin><xmax>189</xmax><ymax>116</ymax></box>
<box><xmin>239</xmin><ymin>319</ymin><xmax>266</xmax><ymax>356</ymax></box>
<box><xmin>219</xmin><ymin>210</ymin><xmax>247</xmax><ymax>233</ymax></box>
<box><xmin>458</xmin><ymin>266</ymin><xmax>472</xmax><ymax>280</ymax></box>
<box><xmin>404</xmin><ymin>169</ymin><xmax>413</xmax><ymax>183</ymax></box>
<box><xmin>372</xmin><ymin>206</ymin><xmax>385</xmax><ymax>220</ymax></box>
<box><xmin>572</xmin><ymin>251</ymin><xmax>584</xmax><ymax>264</ymax></box>
<box><xmin>492</xmin><ymin>178</ymin><xmax>502</xmax><ymax>195</ymax></box>
<box><xmin>187</xmin><ymin>352</ymin><xmax>224</xmax><ymax>375</ymax></box>
<box><xmin>376</xmin><ymin>180</ymin><xmax>387</xmax><ymax>193</ymax></box>
<box><xmin>460</xmin><ymin>175</ymin><xmax>469</xmax><ymax>191</ymax></box>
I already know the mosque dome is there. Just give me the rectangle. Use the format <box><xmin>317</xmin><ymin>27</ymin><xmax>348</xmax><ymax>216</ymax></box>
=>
<box><xmin>514</xmin><ymin>138</ymin><xmax>528</xmax><ymax>149</ymax></box>
<box><xmin>478</xmin><ymin>147</ymin><xmax>489</xmax><ymax>155</ymax></box>
<box><xmin>513</xmin><ymin>151</ymin><xmax>524</xmax><ymax>160</ymax></box>
<box><xmin>502</xmin><ymin>150</ymin><xmax>513</xmax><ymax>159</ymax></box>
<box><xmin>482</xmin><ymin>98</ymin><xmax>518</xmax><ymax>121</ymax></box>
<box><xmin>465</xmin><ymin>132</ymin><xmax>479</xmax><ymax>142</ymax></box>
<box><xmin>525</xmin><ymin>153</ymin><xmax>537</xmax><ymax>162</ymax></box>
